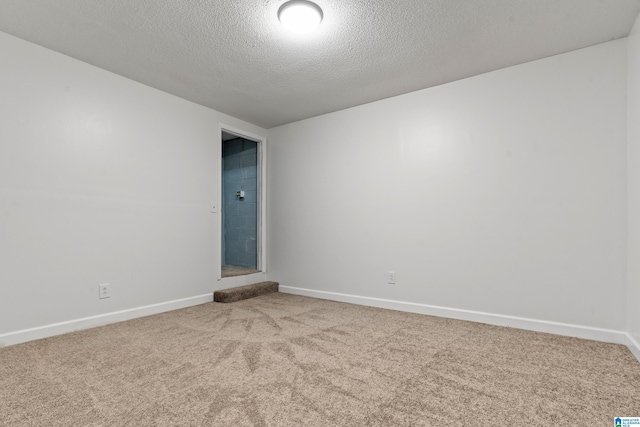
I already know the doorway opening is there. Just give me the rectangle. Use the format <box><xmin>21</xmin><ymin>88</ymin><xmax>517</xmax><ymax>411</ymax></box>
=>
<box><xmin>221</xmin><ymin>130</ymin><xmax>262</xmax><ymax>278</ymax></box>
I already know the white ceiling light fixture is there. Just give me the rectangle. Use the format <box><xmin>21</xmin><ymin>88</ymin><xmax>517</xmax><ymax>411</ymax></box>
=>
<box><xmin>278</xmin><ymin>0</ymin><xmax>323</xmax><ymax>35</ymax></box>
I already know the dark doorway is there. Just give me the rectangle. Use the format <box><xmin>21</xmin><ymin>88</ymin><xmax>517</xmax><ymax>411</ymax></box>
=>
<box><xmin>221</xmin><ymin>131</ymin><xmax>260</xmax><ymax>278</ymax></box>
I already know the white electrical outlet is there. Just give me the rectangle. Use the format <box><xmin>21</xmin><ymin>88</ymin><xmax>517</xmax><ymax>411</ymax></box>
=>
<box><xmin>98</xmin><ymin>283</ymin><xmax>110</xmax><ymax>299</ymax></box>
<box><xmin>387</xmin><ymin>271</ymin><xmax>396</xmax><ymax>284</ymax></box>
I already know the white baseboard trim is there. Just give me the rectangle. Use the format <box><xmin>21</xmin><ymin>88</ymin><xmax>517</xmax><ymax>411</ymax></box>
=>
<box><xmin>626</xmin><ymin>333</ymin><xmax>640</xmax><ymax>363</ymax></box>
<box><xmin>0</xmin><ymin>294</ymin><xmax>213</xmax><ymax>348</ymax></box>
<box><xmin>280</xmin><ymin>286</ymin><xmax>630</xmax><ymax>347</ymax></box>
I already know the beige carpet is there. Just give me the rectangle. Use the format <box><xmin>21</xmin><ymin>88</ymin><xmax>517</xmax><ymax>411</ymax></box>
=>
<box><xmin>214</xmin><ymin>281</ymin><xmax>279</xmax><ymax>303</ymax></box>
<box><xmin>1</xmin><ymin>293</ymin><xmax>639</xmax><ymax>426</ymax></box>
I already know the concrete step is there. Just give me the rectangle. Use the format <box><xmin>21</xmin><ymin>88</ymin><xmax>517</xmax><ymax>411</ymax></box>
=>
<box><xmin>213</xmin><ymin>281</ymin><xmax>279</xmax><ymax>303</ymax></box>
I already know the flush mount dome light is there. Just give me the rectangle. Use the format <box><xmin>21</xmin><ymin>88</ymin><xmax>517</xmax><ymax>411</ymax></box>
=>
<box><xmin>278</xmin><ymin>0</ymin><xmax>323</xmax><ymax>34</ymax></box>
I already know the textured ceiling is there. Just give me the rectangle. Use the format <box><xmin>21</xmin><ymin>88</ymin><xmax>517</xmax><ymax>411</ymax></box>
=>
<box><xmin>1</xmin><ymin>0</ymin><xmax>639</xmax><ymax>128</ymax></box>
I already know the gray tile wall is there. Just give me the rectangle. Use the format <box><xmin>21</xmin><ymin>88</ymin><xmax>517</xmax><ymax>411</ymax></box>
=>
<box><xmin>222</xmin><ymin>138</ymin><xmax>258</xmax><ymax>268</ymax></box>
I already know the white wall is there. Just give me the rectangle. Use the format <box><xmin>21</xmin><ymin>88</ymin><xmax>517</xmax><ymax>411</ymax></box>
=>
<box><xmin>0</xmin><ymin>32</ymin><xmax>266</xmax><ymax>342</ymax></box>
<box><xmin>268</xmin><ymin>40</ymin><xmax>628</xmax><ymax>334</ymax></box>
<box><xmin>0</xmin><ymin>28</ymin><xmax>632</xmax><ymax>348</ymax></box>
<box><xmin>628</xmin><ymin>14</ymin><xmax>640</xmax><ymax>352</ymax></box>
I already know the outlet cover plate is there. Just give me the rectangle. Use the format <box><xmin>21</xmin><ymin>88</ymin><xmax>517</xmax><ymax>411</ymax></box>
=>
<box><xmin>387</xmin><ymin>271</ymin><xmax>396</xmax><ymax>284</ymax></box>
<box><xmin>99</xmin><ymin>283</ymin><xmax>110</xmax><ymax>299</ymax></box>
